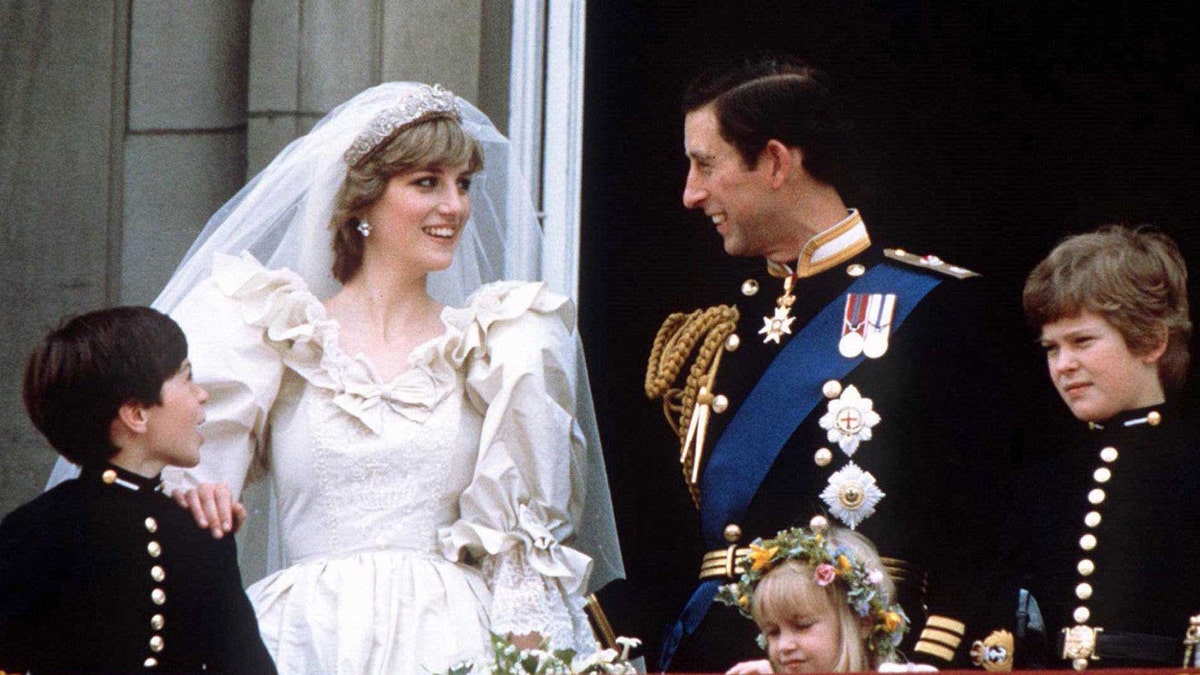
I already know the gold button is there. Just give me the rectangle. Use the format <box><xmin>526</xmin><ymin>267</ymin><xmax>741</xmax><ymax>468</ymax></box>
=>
<box><xmin>814</xmin><ymin>447</ymin><xmax>833</xmax><ymax>467</ymax></box>
<box><xmin>151</xmin><ymin>588</ymin><xmax>166</xmax><ymax>605</ymax></box>
<box><xmin>1147</xmin><ymin>410</ymin><xmax>1161</xmax><ymax>426</ymax></box>
<box><xmin>1075</xmin><ymin>583</ymin><xmax>1093</xmax><ymax>600</ymax></box>
<box><xmin>1079</xmin><ymin>534</ymin><xmax>1097</xmax><ymax>551</ymax></box>
<box><xmin>847</xmin><ymin>263</ymin><xmax>866</xmax><ymax>277</ymax></box>
<box><xmin>102</xmin><ymin>469</ymin><xmax>117</xmax><ymax>484</ymax></box>
<box><xmin>144</xmin><ymin>657</ymin><xmax>158</xmax><ymax>668</ymax></box>
<box><xmin>144</xmin><ymin>517</ymin><xmax>158</xmax><ymax>533</ymax></box>
<box><xmin>822</xmin><ymin>380</ymin><xmax>843</xmax><ymax>399</ymax></box>
<box><xmin>1099</xmin><ymin>447</ymin><xmax>1118</xmax><ymax>463</ymax></box>
<box><xmin>150</xmin><ymin>565</ymin><xmax>165</xmax><ymax>582</ymax></box>
<box><xmin>1077</xmin><ymin>559</ymin><xmax>1095</xmax><ymax>576</ymax></box>
<box><xmin>147</xmin><ymin>541</ymin><xmax>161</xmax><ymax>558</ymax></box>
<box><xmin>150</xmin><ymin>614</ymin><xmax>164</xmax><ymax>631</ymax></box>
<box><xmin>1084</xmin><ymin>511</ymin><xmax>1101</xmax><ymax>528</ymax></box>
<box><xmin>1087</xmin><ymin>488</ymin><xmax>1105</xmax><ymax>505</ymax></box>
<box><xmin>712</xmin><ymin>395</ymin><xmax>729</xmax><ymax>414</ymax></box>
<box><xmin>809</xmin><ymin>515</ymin><xmax>829</xmax><ymax>533</ymax></box>
<box><xmin>724</xmin><ymin>334</ymin><xmax>741</xmax><ymax>352</ymax></box>
<box><xmin>1092</xmin><ymin>468</ymin><xmax>1111</xmax><ymax>484</ymax></box>
<box><xmin>149</xmin><ymin>635</ymin><xmax>164</xmax><ymax>652</ymax></box>
<box><xmin>723</xmin><ymin>524</ymin><xmax>742</xmax><ymax>543</ymax></box>
<box><xmin>741</xmin><ymin>279</ymin><xmax>759</xmax><ymax>296</ymax></box>
<box><xmin>894</xmin><ymin>248</ymin><xmax>907</xmax><ymax>257</ymax></box>
<box><xmin>1073</xmin><ymin>606</ymin><xmax>1090</xmax><ymax>623</ymax></box>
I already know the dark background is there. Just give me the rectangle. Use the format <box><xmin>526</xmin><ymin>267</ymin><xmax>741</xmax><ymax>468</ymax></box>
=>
<box><xmin>578</xmin><ymin>1</ymin><xmax>1200</xmax><ymax>666</ymax></box>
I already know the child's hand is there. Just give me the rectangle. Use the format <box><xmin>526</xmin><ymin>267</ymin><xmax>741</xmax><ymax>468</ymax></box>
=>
<box><xmin>171</xmin><ymin>482</ymin><xmax>247</xmax><ymax>539</ymax></box>
<box><xmin>726</xmin><ymin>659</ymin><xmax>773</xmax><ymax>674</ymax></box>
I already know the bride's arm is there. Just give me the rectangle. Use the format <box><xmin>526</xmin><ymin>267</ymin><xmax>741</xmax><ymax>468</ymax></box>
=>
<box><xmin>440</xmin><ymin>283</ymin><xmax>596</xmax><ymax>650</ymax></box>
<box><xmin>163</xmin><ymin>260</ymin><xmax>286</xmax><ymax>537</ymax></box>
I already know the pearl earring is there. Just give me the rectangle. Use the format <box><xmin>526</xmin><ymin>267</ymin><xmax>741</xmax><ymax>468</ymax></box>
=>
<box><xmin>356</xmin><ymin>219</ymin><xmax>370</xmax><ymax>237</ymax></box>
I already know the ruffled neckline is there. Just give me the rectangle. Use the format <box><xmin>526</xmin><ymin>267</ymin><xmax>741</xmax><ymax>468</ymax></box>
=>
<box><xmin>208</xmin><ymin>253</ymin><xmax>566</xmax><ymax>433</ymax></box>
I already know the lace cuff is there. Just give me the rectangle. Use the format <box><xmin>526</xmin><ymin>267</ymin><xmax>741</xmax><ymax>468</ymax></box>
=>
<box><xmin>484</xmin><ymin>547</ymin><xmax>598</xmax><ymax>655</ymax></box>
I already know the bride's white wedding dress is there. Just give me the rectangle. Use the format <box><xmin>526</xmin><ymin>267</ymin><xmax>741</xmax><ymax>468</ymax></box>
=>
<box><xmin>165</xmin><ymin>253</ymin><xmax>598</xmax><ymax>675</ymax></box>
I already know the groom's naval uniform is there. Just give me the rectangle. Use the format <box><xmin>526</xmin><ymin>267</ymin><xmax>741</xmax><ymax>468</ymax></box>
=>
<box><xmin>647</xmin><ymin>210</ymin><xmax>1013</xmax><ymax>671</ymax></box>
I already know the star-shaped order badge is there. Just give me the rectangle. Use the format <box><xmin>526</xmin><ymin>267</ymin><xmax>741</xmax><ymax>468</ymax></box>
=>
<box><xmin>759</xmin><ymin>306</ymin><xmax>796</xmax><ymax>344</ymax></box>
<box><xmin>820</xmin><ymin>461</ymin><xmax>885</xmax><ymax>530</ymax></box>
<box><xmin>818</xmin><ymin>385</ymin><xmax>881</xmax><ymax>456</ymax></box>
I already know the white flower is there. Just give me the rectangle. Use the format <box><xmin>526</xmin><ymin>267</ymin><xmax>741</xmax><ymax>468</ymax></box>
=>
<box><xmin>820</xmin><ymin>461</ymin><xmax>885</xmax><ymax>529</ymax></box>
<box><xmin>615</xmin><ymin>636</ymin><xmax>642</xmax><ymax>662</ymax></box>
<box><xmin>818</xmin><ymin>385</ymin><xmax>881</xmax><ymax>456</ymax></box>
<box><xmin>868</xmin><ymin>569</ymin><xmax>885</xmax><ymax>585</ymax></box>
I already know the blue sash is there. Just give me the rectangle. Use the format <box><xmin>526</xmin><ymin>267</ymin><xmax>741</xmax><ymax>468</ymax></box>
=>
<box><xmin>661</xmin><ymin>262</ymin><xmax>942</xmax><ymax>670</ymax></box>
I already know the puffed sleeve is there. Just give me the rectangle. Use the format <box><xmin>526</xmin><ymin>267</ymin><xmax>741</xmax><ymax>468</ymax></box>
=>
<box><xmin>438</xmin><ymin>281</ymin><xmax>598</xmax><ymax>652</ymax></box>
<box><xmin>163</xmin><ymin>253</ymin><xmax>293</xmax><ymax>499</ymax></box>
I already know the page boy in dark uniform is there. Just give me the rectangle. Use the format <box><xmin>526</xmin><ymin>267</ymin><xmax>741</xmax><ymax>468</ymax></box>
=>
<box><xmin>970</xmin><ymin>226</ymin><xmax>1200</xmax><ymax>671</ymax></box>
<box><xmin>0</xmin><ymin>307</ymin><xmax>276</xmax><ymax>675</ymax></box>
<box><xmin>645</xmin><ymin>56</ymin><xmax>1014</xmax><ymax>671</ymax></box>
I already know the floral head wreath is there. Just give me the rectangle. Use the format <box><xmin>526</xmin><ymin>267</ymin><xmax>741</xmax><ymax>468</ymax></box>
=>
<box><xmin>715</xmin><ymin>516</ymin><xmax>909</xmax><ymax>659</ymax></box>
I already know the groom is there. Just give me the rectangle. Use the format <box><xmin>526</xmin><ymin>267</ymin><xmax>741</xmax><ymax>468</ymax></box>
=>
<box><xmin>648</xmin><ymin>55</ymin><xmax>1015</xmax><ymax>672</ymax></box>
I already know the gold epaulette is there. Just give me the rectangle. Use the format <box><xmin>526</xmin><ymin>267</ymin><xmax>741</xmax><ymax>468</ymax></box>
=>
<box><xmin>884</xmin><ymin>248</ymin><xmax>979</xmax><ymax>279</ymax></box>
<box><xmin>645</xmin><ymin>305</ymin><xmax>740</xmax><ymax>507</ymax></box>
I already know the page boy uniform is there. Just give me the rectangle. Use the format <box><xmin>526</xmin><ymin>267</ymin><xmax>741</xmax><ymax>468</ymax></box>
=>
<box><xmin>973</xmin><ymin>404</ymin><xmax>1200</xmax><ymax>671</ymax></box>
<box><xmin>0</xmin><ymin>461</ymin><xmax>275</xmax><ymax>675</ymax></box>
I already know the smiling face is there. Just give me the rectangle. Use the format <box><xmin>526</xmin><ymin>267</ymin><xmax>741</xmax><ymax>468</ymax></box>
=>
<box><xmin>359</xmin><ymin>163</ymin><xmax>473</xmax><ymax>276</ymax></box>
<box><xmin>144</xmin><ymin>360</ymin><xmax>208</xmax><ymax>469</ymax></box>
<box><xmin>1040</xmin><ymin>310</ymin><xmax>1166</xmax><ymax>422</ymax></box>
<box><xmin>682</xmin><ymin>106</ymin><xmax>781</xmax><ymax>258</ymax></box>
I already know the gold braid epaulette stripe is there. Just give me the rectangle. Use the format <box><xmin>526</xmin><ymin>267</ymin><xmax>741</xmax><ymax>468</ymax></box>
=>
<box><xmin>645</xmin><ymin>305</ymin><xmax>739</xmax><ymax>507</ymax></box>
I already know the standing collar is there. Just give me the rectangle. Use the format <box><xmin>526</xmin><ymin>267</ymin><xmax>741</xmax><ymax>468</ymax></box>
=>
<box><xmin>766</xmin><ymin>209</ymin><xmax>871</xmax><ymax>279</ymax></box>
<box><xmin>80</xmin><ymin>462</ymin><xmax>164</xmax><ymax>492</ymax></box>
<box><xmin>1086</xmin><ymin>403</ymin><xmax>1168</xmax><ymax>432</ymax></box>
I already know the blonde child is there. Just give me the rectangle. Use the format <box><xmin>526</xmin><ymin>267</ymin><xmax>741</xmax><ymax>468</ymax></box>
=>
<box><xmin>718</xmin><ymin>518</ymin><xmax>908</xmax><ymax>673</ymax></box>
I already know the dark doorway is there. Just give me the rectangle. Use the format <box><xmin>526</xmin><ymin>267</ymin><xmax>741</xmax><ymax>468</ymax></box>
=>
<box><xmin>580</xmin><ymin>2</ymin><xmax>1200</xmax><ymax>667</ymax></box>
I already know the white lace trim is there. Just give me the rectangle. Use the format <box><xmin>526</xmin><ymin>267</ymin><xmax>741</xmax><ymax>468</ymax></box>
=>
<box><xmin>483</xmin><ymin>547</ymin><xmax>599</xmax><ymax>655</ymax></box>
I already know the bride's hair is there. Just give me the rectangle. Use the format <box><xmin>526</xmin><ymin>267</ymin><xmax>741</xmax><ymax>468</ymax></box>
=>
<box><xmin>329</xmin><ymin>116</ymin><xmax>484</xmax><ymax>282</ymax></box>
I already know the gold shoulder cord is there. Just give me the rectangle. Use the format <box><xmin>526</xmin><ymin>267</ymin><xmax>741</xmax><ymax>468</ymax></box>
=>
<box><xmin>645</xmin><ymin>305</ymin><xmax>740</xmax><ymax>507</ymax></box>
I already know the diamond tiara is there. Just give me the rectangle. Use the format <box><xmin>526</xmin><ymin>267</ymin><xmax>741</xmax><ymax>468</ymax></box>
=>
<box><xmin>342</xmin><ymin>83</ymin><xmax>462</xmax><ymax>167</ymax></box>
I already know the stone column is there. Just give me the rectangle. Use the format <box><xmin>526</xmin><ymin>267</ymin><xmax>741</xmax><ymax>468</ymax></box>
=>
<box><xmin>121</xmin><ymin>0</ymin><xmax>251</xmax><ymax>304</ymax></box>
<box><xmin>0</xmin><ymin>1</ymin><xmax>129</xmax><ymax>506</ymax></box>
<box><xmin>247</xmin><ymin>0</ymin><xmax>493</xmax><ymax>173</ymax></box>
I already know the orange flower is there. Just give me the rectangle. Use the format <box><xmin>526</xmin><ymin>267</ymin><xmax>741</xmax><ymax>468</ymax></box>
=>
<box><xmin>738</xmin><ymin>594</ymin><xmax>750</xmax><ymax>608</ymax></box>
<box><xmin>748</xmin><ymin>544</ymin><xmax>779</xmax><ymax>572</ymax></box>
<box><xmin>883</xmin><ymin>612</ymin><xmax>903</xmax><ymax>632</ymax></box>
<box><xmin>837</xmin><ymin>554</ymin><xmax>852</xmax><ymax>573</ymax></box>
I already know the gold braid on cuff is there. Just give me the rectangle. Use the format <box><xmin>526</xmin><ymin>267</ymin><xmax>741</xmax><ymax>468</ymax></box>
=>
<box><xmin>915</xmin><ymin>615</ymin><xmax>966</xmax><ymax>663</ymax></box>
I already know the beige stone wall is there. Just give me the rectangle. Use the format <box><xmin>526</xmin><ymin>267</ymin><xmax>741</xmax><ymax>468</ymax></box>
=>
<box><xmin>0</xmin><ymin>0</ymin><xmax>509</xmax><ymax>574</ymax></box>
<box><xmin>0</xmin><ymin>0</ymin><xmax>129</xmax><ymax>506</ymax></box>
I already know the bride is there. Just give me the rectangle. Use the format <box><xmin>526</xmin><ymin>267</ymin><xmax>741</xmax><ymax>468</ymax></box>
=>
<box><xmin>54</xmin><ymin>82</ymin><xmax>623</xmax><ymax>673</ymax></box>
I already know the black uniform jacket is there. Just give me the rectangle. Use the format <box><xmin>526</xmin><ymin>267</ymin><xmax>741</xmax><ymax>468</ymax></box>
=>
<box><xmin>0</xmin><ymin>462</ymin><xmax>276</xmax><ymax>675</ymax></box>
<box><xmin>985</xmin><ymin>404</ymin><xmax>1200</xmax><ymax>669</ymax></box>
<box><xmin>660</xmin><ymin>243</ymin><xmax>1016</xmax><ymax>672</ymax></box>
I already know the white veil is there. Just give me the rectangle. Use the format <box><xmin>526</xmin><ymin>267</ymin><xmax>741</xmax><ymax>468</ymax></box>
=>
<box><xmin>47</xmin><ymin>82</ymin><xmax>623</xmax><ymax>592</ymax></box>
